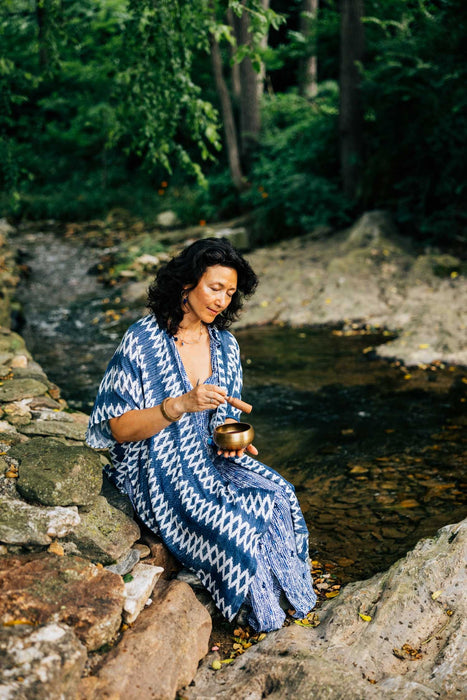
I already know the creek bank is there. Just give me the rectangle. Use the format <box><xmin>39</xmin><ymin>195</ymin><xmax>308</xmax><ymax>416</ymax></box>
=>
<box><xmin>107</xmin><ymin>210</ymin><xmax>466</xmax><ymax>367</ymax></box>
<box><xmin>240</xmin><ymin>211</ymin><xmax>467</xmax><ymax>367</ymax></box>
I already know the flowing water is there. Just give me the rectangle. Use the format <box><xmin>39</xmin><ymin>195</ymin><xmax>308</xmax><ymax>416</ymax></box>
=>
<box><xmin>13</xmin><ymin>229</ymin><xmax>467</xmax><ymax>583</ymax></box>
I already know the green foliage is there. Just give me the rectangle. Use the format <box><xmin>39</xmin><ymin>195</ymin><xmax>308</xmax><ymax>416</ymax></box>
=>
<box><xmin>241</xmin><ymin>90</ymin><xmax>351</xmax><ymax>245</ymax></box>
<box><xmin>0</xmin><ymin>0</ymin><xmax>465</xmax><ymax>250</ymax></box>
<box><xmin>360</xmin><ymin>0</ymin><xmax>467</xmax><ymax>243</ymax></box>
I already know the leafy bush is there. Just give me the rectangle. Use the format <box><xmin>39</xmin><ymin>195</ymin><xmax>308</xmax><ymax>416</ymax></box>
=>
<box><xmin>242</xmin><ymin>90</ymin><xmax>352</xmax><ymax>245</ymax></box>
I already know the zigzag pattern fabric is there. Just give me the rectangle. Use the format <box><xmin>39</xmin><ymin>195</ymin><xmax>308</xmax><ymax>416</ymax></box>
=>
<box><xmin>86</xmin><ymin>315</ymin><xmax>311</xmax><ymax>620</ymax></box>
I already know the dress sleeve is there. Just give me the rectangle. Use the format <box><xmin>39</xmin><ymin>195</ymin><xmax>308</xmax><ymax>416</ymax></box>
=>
<box><xmin>85</xmin><ymin>328</ymin><xmax>144</xmax><ymax>449</ymax></box>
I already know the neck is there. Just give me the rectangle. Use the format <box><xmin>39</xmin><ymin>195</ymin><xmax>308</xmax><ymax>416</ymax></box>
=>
<box><xmin>178</xmin><ymin>319</ymin><xmax>204</xmax><ymax>334</ymax></box>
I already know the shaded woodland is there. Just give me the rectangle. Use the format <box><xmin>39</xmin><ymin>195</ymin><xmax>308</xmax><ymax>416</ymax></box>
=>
<box><xmin>0</xmin><ymin>0</ymin><xmax>466</xmax><ymax>246</ymax></box>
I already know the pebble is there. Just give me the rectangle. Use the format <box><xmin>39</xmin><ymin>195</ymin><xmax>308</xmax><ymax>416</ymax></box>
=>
<box><xmin>132</xmin><ymin>543</ymin><xmax>151</xmax><ymax>559</ymax></box>
<box><xmin>105</xmin><ymin>548</ymin><xmax>141</xmax><ymax>576</ymax></box>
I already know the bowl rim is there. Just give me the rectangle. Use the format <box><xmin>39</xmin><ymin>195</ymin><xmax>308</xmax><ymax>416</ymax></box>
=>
<box><xmin>214</xmin><ymin>421</ymin><xmax>253</xmax><ymax>435</ymax></box>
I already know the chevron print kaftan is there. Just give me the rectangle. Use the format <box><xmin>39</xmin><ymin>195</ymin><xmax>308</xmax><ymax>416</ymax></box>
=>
<box><xmin>86</xmin><ymin>315</ymin><xmax>312</xmax><ymax>622</ymax></box>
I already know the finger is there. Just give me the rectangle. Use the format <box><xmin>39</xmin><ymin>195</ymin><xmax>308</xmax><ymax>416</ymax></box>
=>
<box><xmin>246</xmin><ymin>444</ymin><xmax>258</xmax><ymax>456</ymax></box>
<box><xmin>211</xmin><ymin>385</ymin><xmax>228</xmax><ymax>398</ymax></box>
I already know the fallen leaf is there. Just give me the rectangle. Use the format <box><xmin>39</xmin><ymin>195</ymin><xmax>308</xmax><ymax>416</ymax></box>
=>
<box><xmin>359</xmin><ymin>613</ymin><xmax>372</xmax><ymax>622</ymax></box>
<box><xmin>48</xmin><ymin>541</ymin><xmax>64</xmax><ymax>556</ymax></box>
<box><xmin>211</xmin><ymin>660</ymin><xmax>222</xmax><ymax>670</ymax></box>
<box><xmin>325</xmin><ymin>591</ymin><xmax>340</xmax><ymax>598</ymax></box>
<box><xmin>3</xmin><ymin>619</ymin><xmax>35</xmax><ymax>626</ymax></box>
<box><xmin>431</xmin><ymin>590</ymin><xmax>442</xmax><ymax>600</ymax></box>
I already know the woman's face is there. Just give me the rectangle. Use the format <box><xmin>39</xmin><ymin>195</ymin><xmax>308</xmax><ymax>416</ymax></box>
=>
<box><xmin>184</xmin><ymin>265</ymin><xmax>238</xmax><ymax>324</ymax></box>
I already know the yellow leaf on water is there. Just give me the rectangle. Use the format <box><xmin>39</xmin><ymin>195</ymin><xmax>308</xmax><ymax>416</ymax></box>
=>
<box><xmin>431</xmin><ymin>590</ymin><xmax>442</xmax><ymax>600</ymax></box>
<box><xmin>211</xmin><ymin>660</ymin><xmax>222</xmax><ymax>670</ymax></box>
<box><xmin>404</xmin><ymin>374</ymin><xmax>412</xmax><ymax>380</ymax></box>
<box><xmin>359</xmin><ymin>613</ymin><xmax>372</xmax><ymax>622</ymax></box>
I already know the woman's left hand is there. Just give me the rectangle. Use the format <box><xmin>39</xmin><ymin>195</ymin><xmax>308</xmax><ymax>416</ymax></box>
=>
<box><xmin>217</xmin><ymin>443</ymin><xmax>258</xmax><ymax>459</ymax></box>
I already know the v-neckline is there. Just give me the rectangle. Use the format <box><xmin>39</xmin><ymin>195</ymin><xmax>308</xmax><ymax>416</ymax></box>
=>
<box><xmin>171</xmin><ymin>326</ymin><xmax>217</xmax><ymax>391</ymax></box>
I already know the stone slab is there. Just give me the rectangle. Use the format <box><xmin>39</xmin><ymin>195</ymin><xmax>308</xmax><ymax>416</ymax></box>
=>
<box><xmin>0</xmin><ymin>378</ymin><xmax>48</xmax><ymax>403</ymax></box>
<box><xmin>123</xmin><ymin>562</ymin><xmax>164</xmax><ymax>624</ymax></box>
<box><xmin>82</xmin><ymin>579</ymin><xmax>212</xmax><ymax>700</ymax></box>
<box><xmin>20</xmin><ymin>419</ymin><xmax>86</xmax><ymax>441</ymax></box>
<box><xmin>0</xmin><ymin>553</ymin><xmax>125</xmax><ymax>651</ymax></box>
<box><xmin>0</xmin><ymin>495</ymin><xmax>80</xmax><ymax>545</ymax></box>
<box><xmin>0</xmin><ymin>623</ymin><xmax>87</xmax><ymax>700</ymax></box>
<box><xmin>65</xmin><ymin>495</ymin><xmax>140</xmax><ymax>565</ymax></box>
<box><xmin>12</xmin><ymin>437</ymin><xmax>103</xmax><ymax>507</ymax></box>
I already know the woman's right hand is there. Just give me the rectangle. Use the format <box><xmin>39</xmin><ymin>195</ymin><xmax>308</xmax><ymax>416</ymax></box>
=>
<box><xmin>171</xmin><ymin>384</ymin><xmax>227</xmax><ymax>415</ymax></box>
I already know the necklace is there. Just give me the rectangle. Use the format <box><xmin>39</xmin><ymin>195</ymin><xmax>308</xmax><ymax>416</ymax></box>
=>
<box><xmin>174</xmin><ymin>324</ymin><xmax>205</xmax><ymax>346</ymax></box>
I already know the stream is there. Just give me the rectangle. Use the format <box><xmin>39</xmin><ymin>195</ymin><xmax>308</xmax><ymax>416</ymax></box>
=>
<box><xmin>13</xmin><ymin>229</ymin><xmax>467</xmax><ymax>583</ymax></box>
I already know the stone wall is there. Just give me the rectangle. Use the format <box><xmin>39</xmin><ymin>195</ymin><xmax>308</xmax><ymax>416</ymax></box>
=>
<box><xmin>0</xmin><ymin>220</ymin><xmax>211</xmax><ymax>699</ymax></box>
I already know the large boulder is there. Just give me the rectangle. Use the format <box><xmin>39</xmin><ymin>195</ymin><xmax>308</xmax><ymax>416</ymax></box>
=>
<box><xmin>79</xmin><ymin>579</ymin><xmax>212</xmax><ymax>700</ymax></box>
<box><xmin>0</xmin><ymin>553</ymin><xmax>125</xmax><ymax>651</ymax></box>
<box><xmin>64</xmin><ymin>495</ymin><xmax>140</xmax><ymax>565</ymax></box>
<box><xmin>12</xmin><ymin>437</ymin><xmax>103</xmax><ymax>507</ymax></box>
<box><xmin>0</xmin><ymin>623</ymin><xmax>87</xmax><ymax>700</ymax></box>
<box><xmin>184</xmin><ymin>518</ymin><xmax>466</xmax><ymax>699</ymax></box>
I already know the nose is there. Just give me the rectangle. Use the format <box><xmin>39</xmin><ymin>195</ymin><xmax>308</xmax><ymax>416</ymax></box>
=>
<box><xmin>214</xmin><ymin>291</ymin><xmax>229</xmax><ymax>309</ymax></box>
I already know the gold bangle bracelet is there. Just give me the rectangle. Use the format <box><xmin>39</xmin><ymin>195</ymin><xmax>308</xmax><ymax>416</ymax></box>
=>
<box><xmin>160</xmin><ymin>397</ymin><xmax>183</xmax><ymax>423</ymax></box>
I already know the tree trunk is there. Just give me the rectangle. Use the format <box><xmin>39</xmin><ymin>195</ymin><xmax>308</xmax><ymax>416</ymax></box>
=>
<box><xmin>209</xmin><ymin>32</ymin><xmax>245</xmax><ymax>192</ymax></box>
<box><xmin>226</xmin><ymin>8</ymin><xmax>241</xmax><ymax>102</ymax></box>
<box><xmin>232</xmin><ymin>2</ymin><xmax>261</xmax><ymax>170</ymax></box>
<box><xmin>36</xmin><ymin>0</ymin><xmax>51</xmax><ymax>70</ymax></box>
<box><xmin>300</xmin><ymin>0</ymin><xmax>318</xmax><ymax>99</ymax></box>
<box><xmin>339</xmin><ymin>0</ymin><xmax>364</xmax><ymax>199</ymax></box>
<box><xmin>257</xmin><ymin>0</ymin><xmax>270</xmax><ymax>100</ymax></box>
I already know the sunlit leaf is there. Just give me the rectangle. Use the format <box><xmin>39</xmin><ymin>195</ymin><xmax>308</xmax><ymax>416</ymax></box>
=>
<box><xmin>431</xmin><ymin>590</ymin><xmax>442</xmax><ymax>600</ymax></box>
<box><xmin>359</xmin><ymin>613</ymin><xmax>372</xmax><ymax>621</ymax></box>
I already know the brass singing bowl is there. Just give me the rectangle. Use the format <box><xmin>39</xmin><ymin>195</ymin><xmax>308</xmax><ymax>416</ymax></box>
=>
<box><xmin>213</xmin><ymin>422</ymin><xmax>255</xmax><ymax>451</ymax></box>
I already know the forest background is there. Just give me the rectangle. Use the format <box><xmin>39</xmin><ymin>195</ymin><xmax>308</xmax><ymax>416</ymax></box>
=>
<box><xmin>0</xmin><ymin>0</ymin><xmax>465</xmax><ymax>250</ymax></box>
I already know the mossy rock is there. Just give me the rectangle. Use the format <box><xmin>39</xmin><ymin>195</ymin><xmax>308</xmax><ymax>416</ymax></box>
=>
<box><xmin>12</xmin><ymin>437</ymin><xmax>103</xmax><ymax>507</ymax></box>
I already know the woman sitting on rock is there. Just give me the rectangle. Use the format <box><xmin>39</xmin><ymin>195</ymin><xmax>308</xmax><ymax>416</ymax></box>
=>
<box><xmin>86</xmin><ymin>238</ymin><xmax>316</xmax><ymax>632</ymax></box>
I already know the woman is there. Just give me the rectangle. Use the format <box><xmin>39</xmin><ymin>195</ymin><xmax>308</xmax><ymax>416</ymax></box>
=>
<box><xmin>86</xmin><ymin>238</ymin><xmax>316</xmax><ymax>631</ymax></box>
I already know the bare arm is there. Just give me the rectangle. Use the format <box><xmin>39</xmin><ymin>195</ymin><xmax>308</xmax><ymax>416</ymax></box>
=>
<box><xmin>109</xmin><ymin>384</ymin><xmax>228</xmax><ymax>443</ymax></box>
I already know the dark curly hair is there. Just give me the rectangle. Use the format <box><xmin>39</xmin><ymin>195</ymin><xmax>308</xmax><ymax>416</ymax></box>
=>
<box><xmin>147</xmin><ymin>237</ymin><xmax>258</xmax><ymax>335</ymax></box>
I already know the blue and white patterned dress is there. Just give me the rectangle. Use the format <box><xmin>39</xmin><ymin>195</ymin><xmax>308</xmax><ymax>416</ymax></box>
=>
<box><xmin>86</xmin><ymin>314</ymin><xmax>316</xmax><ymax>631</ymax></box>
